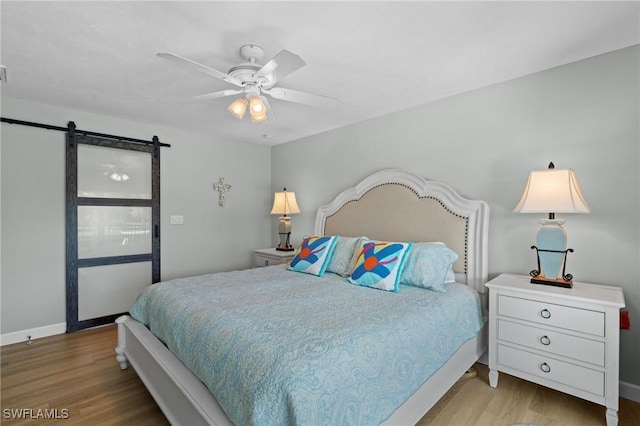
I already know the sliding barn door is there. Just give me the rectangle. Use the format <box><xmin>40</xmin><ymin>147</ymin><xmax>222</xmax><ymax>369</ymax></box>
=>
<box><xmin>66</xmin><ymin>126</ymin><xmax>160</xmax><ymax>332</ymax></box>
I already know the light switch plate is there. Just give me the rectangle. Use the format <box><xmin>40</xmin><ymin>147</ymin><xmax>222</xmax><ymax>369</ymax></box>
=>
<box><xmin>170</xmin><ymin>215</ymin><xmax>183</xmax><ymax>225</ymax></box>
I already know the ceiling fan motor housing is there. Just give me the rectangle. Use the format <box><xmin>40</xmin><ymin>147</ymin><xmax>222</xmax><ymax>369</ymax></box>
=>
<box><xmin>228</xmin><ymin>44</ymin><xmax>276</xmax><ymax>88</ymax></box>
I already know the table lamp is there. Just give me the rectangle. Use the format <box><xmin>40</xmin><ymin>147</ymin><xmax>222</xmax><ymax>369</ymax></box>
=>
<box><xmin>514</xmin><ymin>162</ymin><xmax>590</xmax><ymax>288</ymax></box>
<box><xmin>270</xmin><ymin>188</ymin><xmax>300</xmax><ymax>251</ymax></box>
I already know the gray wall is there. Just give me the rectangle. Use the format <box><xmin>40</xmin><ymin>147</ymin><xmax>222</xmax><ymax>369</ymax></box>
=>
<box><xmin>1</xmin><ymin>98</ymin><xmax>272</xmax><ymax>334</ymax></box>
<box><xmin>272</xmin><ymin>46</ymin><xmax>640</xmax><ymax>387</ymax></box>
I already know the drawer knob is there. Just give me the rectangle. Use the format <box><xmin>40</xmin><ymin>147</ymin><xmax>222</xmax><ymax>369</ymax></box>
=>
<box><xmin>539</xmin><ymin>335</ymin><xmax>551</xmax><ymax>346</ymax></box>
<box><xmin>540</xmin><ymin>362</ymin><xmax>551</xmax><ymax>373</ymax></box>
<box><xmin>540</xmin><ymin>309</ymin><xmax>551</xmax><ymax>319</ymax></box>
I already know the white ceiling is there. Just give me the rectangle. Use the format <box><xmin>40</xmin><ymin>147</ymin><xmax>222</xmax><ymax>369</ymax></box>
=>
<box><xmin>1</xmin><ymin>1</ymin><xmax>638</xmax><ymax>146</ymax></box>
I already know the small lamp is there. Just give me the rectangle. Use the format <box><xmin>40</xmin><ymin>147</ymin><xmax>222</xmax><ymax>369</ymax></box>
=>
<box><xmin>270</xmin><ymin>188</ymin><xmax>301</xmax><ymax>251</ymax></box>
<box><xmin>514</xmin><ymin>162</ymin><xmax>590</xmax><ymax>288</ymax></box>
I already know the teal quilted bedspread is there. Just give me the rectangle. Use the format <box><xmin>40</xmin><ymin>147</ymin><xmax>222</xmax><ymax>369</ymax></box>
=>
<box><xmin>130</xmin><ymin>266</ymin><xmax>484</xmax><ymax>426</ymax></box>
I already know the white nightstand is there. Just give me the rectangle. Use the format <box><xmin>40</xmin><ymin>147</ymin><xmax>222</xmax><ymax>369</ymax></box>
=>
<box><xmin>254</xmin><ymin>248</ymin><xmax>296</xmax><ymax>267</ymax></box>
<box><xmin>486</xmin><ymin>273</ymin><xmax>625</xmax><ymax>426</ymax></box>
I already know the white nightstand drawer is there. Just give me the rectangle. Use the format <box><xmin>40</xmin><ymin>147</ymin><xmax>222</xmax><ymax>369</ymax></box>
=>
<box><xmin>498</xmin><ymin>295</ymin><xmax>604</xmax><ymax>336</ymax></box>
<box><xmin>498</xmin><ymin>319</ymin><xmax>605</xmax><ymax>365</ymax></box>
<box><xmin>498</xmin><ymin>345</ymin><xmax>605</xmax><ymax>396</ymax></box>
<box><xmin>254</xmin><ymin>248</ymin><xmax>296</xmax><ymax>267</ymax></box>
<box><xmin>255</xmin><ymin>254</ymin><xmax>278</xmax><ymax>267</ymax></box>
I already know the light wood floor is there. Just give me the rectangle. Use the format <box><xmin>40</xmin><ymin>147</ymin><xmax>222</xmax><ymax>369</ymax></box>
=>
<box><xmin>1</xmin><ymin>325</ymin><xmax>639</xmax><ymax>426</ymax></box>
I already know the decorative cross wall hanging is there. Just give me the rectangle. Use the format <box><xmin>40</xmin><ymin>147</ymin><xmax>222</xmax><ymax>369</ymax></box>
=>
<box><xmin>213</xmin><ymin>177</ymin><xmax>231</xmax><ymax>206</ymax></box>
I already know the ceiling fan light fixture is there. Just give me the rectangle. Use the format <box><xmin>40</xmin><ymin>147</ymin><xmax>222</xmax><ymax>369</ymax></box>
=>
<box><xmin>250</xmin><ymin>110</ymin><xmax>268</xmax><ymax>122</ymax></box>
<box><xmin>227</xmin><ymin>97</ymin><xmax>248</xmax><ymax>119</ymax></box>
<box><xmin>249</xmin><ymin>96</ymin><xmax>268</xmax><ymax>122</ymax></box>
<box><xmin>249</xmin><ymin>96</ymin><xmax>266</xmax><ymax>113</ymax></box>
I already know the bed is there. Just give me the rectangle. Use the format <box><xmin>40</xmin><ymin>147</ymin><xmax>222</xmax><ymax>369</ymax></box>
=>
<box><xmin>115</xmin><ymin>168</ymin><xmax>490</xmax><ymax>425</ymax></box>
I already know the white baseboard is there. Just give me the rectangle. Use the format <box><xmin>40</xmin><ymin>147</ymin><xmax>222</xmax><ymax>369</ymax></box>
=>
<box><xmin>620</xmin><ymin>380</ymin><xmax>640</xmax><ymax>403</ymax></box>
<box><xmin>0</xmin><ymin>322</ymin><xmax>66</xmax><ymax>346</ymax></box>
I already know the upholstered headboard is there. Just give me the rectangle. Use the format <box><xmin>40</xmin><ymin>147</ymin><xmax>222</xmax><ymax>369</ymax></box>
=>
<box><xmin>314</xmin><ymin>169</ymin><xmax>490</xmax><ymax>292</ymax></box>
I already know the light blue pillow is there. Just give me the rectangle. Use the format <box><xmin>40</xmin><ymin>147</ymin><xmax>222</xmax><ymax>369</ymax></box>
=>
<box><xmin>399</xmin><ymin>242</ymin><xmax>458</xmax><ymax>292</ymax></box>
<box><xmin>444</xmin><ymin>267</ymin><xmax>456</xmax><ymax>283</ymax></box>
<box><xmin>288</xmin><ymin>236</ymin><xmax>338</xmax><ymax>277</ymax></box>
<box><xmin>326</xmin><ymin>236</ymin><xmax>367</xmax><ymax>277</ymax></box>
<box><xmin>348</xmin><ymin>241</ymin><xmax>412</xmax><ymax>292</ymax></box>
<box><xmin>433</xmin><ymin>241</ymin><xmax>457</xmax><ymax>283</ymax></box>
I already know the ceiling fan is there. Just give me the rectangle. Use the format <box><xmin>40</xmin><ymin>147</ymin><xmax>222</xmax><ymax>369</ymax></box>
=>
<box><xmin>158</xmin><ymin>44</ymin><xmax>338</xmax><ymax>122</ymax></box>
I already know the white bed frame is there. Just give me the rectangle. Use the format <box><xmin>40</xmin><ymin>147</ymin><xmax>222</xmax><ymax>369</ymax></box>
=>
<box><xmin>116</xmin><ymin>169</ymin><xmax>490</xmax><ymax>425</ymax></box>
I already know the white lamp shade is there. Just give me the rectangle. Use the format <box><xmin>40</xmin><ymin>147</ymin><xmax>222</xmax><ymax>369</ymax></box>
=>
<box><xmin>249</xmin><ymin>96</ymin><xmax>268</xmax><ymax>122</ymax></box>
<box><xmin>514</xmin><ymin>168</ymin><xmax>590</xmax><ymax>214</ymax></box>
<box><xmin>271</xmin><ymin>190</ymin><xmax>300</xmax><ymax>215</ymax></box>
<box><xmin>227</xmin><ymin>98</ymin><xmax>248</xmax><ymax>119</ymax></box>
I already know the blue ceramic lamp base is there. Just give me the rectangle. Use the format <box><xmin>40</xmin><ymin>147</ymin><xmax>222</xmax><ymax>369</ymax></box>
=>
<box><xmin>530</xmin><ymin>219</ymin><xmax>574</xmax><ymax>288</ymax></box>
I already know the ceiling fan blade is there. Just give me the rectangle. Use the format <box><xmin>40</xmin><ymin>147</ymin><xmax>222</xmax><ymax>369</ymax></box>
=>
<box><xmin>263</xmin><ymin>87</ymin><xmax>339</xmax><ymax>108</ymax></box>
<box><xmin>157</xmin><ymin>53</ymin><xmax>243</xmax><ymax>87</ymax></box>
<box><xmin>189</xmin><ymin>89</ymin><xmax>244</xmax><ymax>102</ymax></box>
<box><xmin>254</xmin><ymin>50</ymin><xmax>306</xmax><ymax>83</ymax></box>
